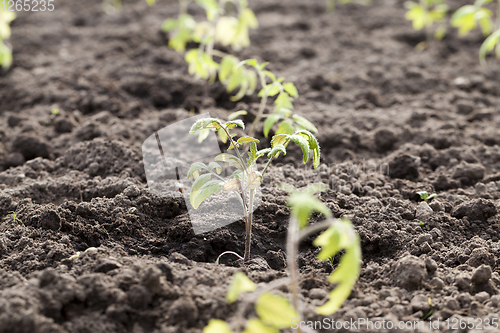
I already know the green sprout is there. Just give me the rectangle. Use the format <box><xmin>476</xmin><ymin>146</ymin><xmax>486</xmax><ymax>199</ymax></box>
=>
<box><xmin>188</xmin><ymin>117</ymin><xmax>320</xmax><ymax>263</ymax></box>
<box><xmin>7</xmin><ymin>211</ymin><xmax>24</xmax><ymax>226</ymax></box>
<box><xmin>203</xmin><ymin>187</ymin><xmax>362</xmax><ymax>333</ymax></box>
<box><xmin>0</xmin><ymin>6</ymin><xmax>16</xmax><ymax>69</ymax></box>
<box><xmin>404</xmin><ymin>0</ymin><xmax>449</xmax><ymax>43</ymax></box>
<box><xmin>417</xmin><ymin>191</ymin><xmax>437</xmax><ymax>203</ymax></box>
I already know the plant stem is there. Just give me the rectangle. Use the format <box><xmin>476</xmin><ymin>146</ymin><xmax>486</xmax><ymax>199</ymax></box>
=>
<box><xmin>244</xmin><ymin>188</ymin><xmax>255</xmax><ymax>262</ymax></box>
<box><xmin>248</xmin><ymin>71</ymin><xmax>268</xmax><ymax>138</ymax></box>
<box><xmin>287</xmin><ymin>216</ymin><xmax>302</xmax><ymax>327</ymax></box>
<box><xmin>261</xmin><ymin>155</ymin><xmax>274</xmax><ymax>176</ymax></box>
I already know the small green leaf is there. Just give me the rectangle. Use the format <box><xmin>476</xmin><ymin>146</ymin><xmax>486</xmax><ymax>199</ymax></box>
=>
<box><xmin>203</xmin><ymin>319</ymin><xmax>234</xmax><ymax>333</ymax></box>
<box><xmin>243</xmin><ymin>318</ymin><xmax>278</xmax><ymax>333</ymax></box>
<box><xmin>292</xmin><ymin>114</ymin><xmax>318</xmax><ymax>133</ymax></box>
<box><xmin>268</xmin><ymin>144</ymin><xmax>287</xmax><ymax>158</ymax></box>
<box><xmin>225</xmin><ymin>119</ymin><xmax>245</xmax><ymax>130</ymax></box>
<box><xmin>226</xmin><ymin>272</ymin><xmax>256</xmax><ymax>303</ymax></box>
<box><xmin>246</xmin><ymin>172</ymin><xmax>262</xmax><ymax>190</ymax></box>
<box><xmin>218</xmin><ymin>128</ymin><xmax>228</xmax><ymax>143</ymax></box>
<box><xmin>480</xmin><ymin>29</ymin><xmax>500</xmax><ymax>64</ymax></box>
<box><xmin>161</xmin><ymin>18</ymin><xmax>177</xmax><ymax>32</ymax></box>
<box><xmin>263</xmin><ymin>70</ymin><xmax>277</xmax><ymax>82</ymax></box>
<box><xmin>289</xmin><ymin>134</ymin><xmax>310</xmax><ymax>164</ymax></box>
<box><xmin>255</xmin><ymin>292</ymin><xmax>298</xmax><ymax>329</ymax></box>
<box><xmin>214</xmin><ymin>153</ymin><xmax>245</xmax><ymax>170</ymax></box>
<box><xmin>256</xmin><ymin>148</ymin><xmax>271</xmax><ymax>159</ymax></box>
<box><xmin>190</xmin><ymin>118</ymin><xmax>223</xmax><ymax>134</ymax></box>
<box><xmin>198</xmin><ymin>128</ymin><xmax>210</xmax><ymax>143</ymax></box>
<box><xmin>193</xmin><ymin>180</ymin><xmax>224</xmax><ymax>208</ymax></box>
<box><xmin>187</xmin><ymin>162</ymin><xmax>208</xmax><ymax>179</ymax></box>
<box><xmin>237</xmin><ymin>136</ymin><xmax>259</xmax><ymax>145</ymax></box>
<box><xmin>271</xmin><ymin>134</ymin><xmax>289</xmax><ymax>147</ymax></box>
<box><xmin>208</xmin><ymin>162</ymin><xmax>222</xmax><ymax>174</ymax></box>
<box><xmin>295</xmin><ymin>130</ymin><xmax>321</xmax><ymax>169</ymax></box>
<box><xmin>283</xmin><ymin>82</ymin><xmax>299</xmax><ymax>98</ymax></box>
<box><xmin>223</xmin><ymin>178</ymin><xmax>242</xmax><ymax>191</ymax></box>
<box><xmin>275</xmin><ymin>119</ymin><xmax>294</xmax><ymax>135</ymax></box>
<box><xmin>190</xmin><ymin>174</ymin><xmax>212</xmax><ymax>208</ymax></box>
<box><xmin>263</xmin><ymin>114</ymin><xmax>281</xmax><ymax>138</ymax></box>
<box><xmin>228</xmin><ymin>110</ymin><xmax>248</xmax><ymax>120</ymax></box>
<box><xmin>287</xmin><ymin>192</ymin><xmax>331</xmax><ymax>228</ymax></box>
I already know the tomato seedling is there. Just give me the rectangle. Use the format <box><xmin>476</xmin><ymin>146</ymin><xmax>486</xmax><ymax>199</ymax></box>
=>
<box><xmin>187</xmin><ymin>118</ymin><xmax>320</xmax><ymax>262</ymax></box>
<box><xmin>417</xmin><ymin>191</ymin><xmax>437</xmax><ymax>203</ymax></box>
<box><xmin>404</xmin><ymin>0</ymin><xmax>449</xmax><ymax>43</ymax></box>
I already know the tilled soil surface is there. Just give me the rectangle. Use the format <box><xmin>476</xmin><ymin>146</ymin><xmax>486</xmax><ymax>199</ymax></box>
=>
<box><xmin>1</xmin><ymin>0</ymin><xmax>500</xmax><ymax>332</ymax></box>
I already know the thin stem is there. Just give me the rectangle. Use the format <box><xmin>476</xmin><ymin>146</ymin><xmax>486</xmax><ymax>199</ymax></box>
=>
<box><xmin>248</xmin><ymin>71</ymin><xmax>268</xmax><ymax>138</ymax></box>
<box><xmin>261</xmin><ymin>156</ymin><xmax>274</xmax><ymax>176</ymax></box>
<box><xmin>287</xmin><ymin>216</ymin><xmax>303</xmax><ymax>329</ymax></box>
<box><xmin>244</xmin><ymin>188</ymin><xmax>255</xmax><ymax>262</ymax></box>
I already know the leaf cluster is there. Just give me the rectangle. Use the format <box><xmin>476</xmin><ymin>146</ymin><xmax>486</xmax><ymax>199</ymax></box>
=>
<box><xmin>187</xmin><ymin>118</ymin><xmax>320</xmax><ymax>209</ymax></box>
<box><xmin>404</xmin><ymin>0</ymin><xmax>448</xmax><ymax>39</ymax></box>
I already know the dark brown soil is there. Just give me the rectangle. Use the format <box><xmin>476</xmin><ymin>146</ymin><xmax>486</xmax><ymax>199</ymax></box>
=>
<box><xmin>1</xmin><ymin>0</ymin><xmax>500</xmax><ymax>332</ymax></box>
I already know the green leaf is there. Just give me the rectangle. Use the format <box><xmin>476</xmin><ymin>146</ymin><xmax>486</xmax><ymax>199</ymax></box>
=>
<box><xmin>243</xmin><ymin>319</ymin><xmax>278</xmax><ymax>333</ymax></box>
<box><xmin>268</xmin><ymin>144</ymin><xmax>287</xmax><ymax>158</ymax></box>
<box><xmin>255</xmin><ymin>292</ymin><xmax>298</xmax><ymax>329</ymax></box>
<box><xmin>193</xmin><ymin>180</ymin><xmax>224</xmax><ymax>208</ymax></box>
<box><xmin>287</xmin><ymin>192</ymin><xmax>331</xmax><ymax>228</ymax></box>
<box><xmin>226</xmin><ymin>272</ymin><xmax>256</xmax><ymax>303</ymax></box>
<box><xmin>295</xmin><ymin>130</ymin><xmax>321</xmax><ymax>169</ymax></box>
<box><xmin>256</xmin><ymin>148</ymin><xmax>271</xmax><ymax>159</ymax></box>
<box><xmin>273</xmin><ymin>107</ymin><xmax>292</xmax><ymax>117</ymax></box>
<box><xmin>218</xmin><ymin>128</ymin><xmax>228</xmax><ymax>143</ymax></box>
<box><xmin>216</xmin><ymin>16</ymin><xmax>239</xmax><ymax>46</ymax></box>
<box><xmin>274</xmin><ymin>92</ymin><xmax>293</xmax><ymax>110</ymax></box>
<box><xmin>278</xmin><ymin>183</ymin><xmax>297</xmax><ymax>193</ymax></box>
<box><xmin>161</xmin><ymin>18</ymin><xmax>177</xmax><ymax>32</ymax></box>
<box><xmin>237</xmin><ymin>136</ymin><xmax>259</xmax><ymax>145</ymax></box>
<box><xmin>271</xmin><ymin>134</ymin><xmax>289</xmax><ymax>147</ymax></box>
<box><xmin>283</xmin><ymin>82</ymin><xmax>299</xmax><ymax>98</ymax></box>
<box><xmin>243</xmin><ymin>59</ymin><xmax>259</xmax><ymax>67</ymax></box>
<box><xmin>480</xmin><ymin>29</ymin><xmax>500</xmax><ymax>64</ymax></box>
<box><xmin>223</xmin><ymin>178</ymin><xmax>242</xmax><ymax>191</ymax></box>
<box><xmin>314</xmin><ymin>218</ymin><xmax>361</xmax><ymax>315</ymax></box>
<box><xmin>146</xmin><ymin>0</ymin><xmax>155</xmax><ymax>5</ymax></box>
<box><xmin>190</xmin><ymin>174</ymin><xmax>212</xmax><ymax>208</ymax></box>
<box><xmin>246</xmin><ymin>172</ymin><xmax>262</xmax><ymax>190</ymax></box>
<box><xmin>219</xmin><ymin>56</ymin><xmax>238</xmax><ymax>83</ymax></box>
<box><xmin>203</xmin><ymin>319</ymin><xmax>234</xmax><ymax>333</ymax></box>
<box><xmin>228</xmin><ymin>110</ymin><xmax>248</xmax><ymax>120</ymax></box>
<box><xmin>404</xmin><ymin>3</ymin><xmax>428</xmax><ymax>31</ymax></box>
<box><xmin>190</xmin><ymin>118</ymin><xmax>223</xmax><ymax>134</ymax></box>
<box><xmin>240</xmin><ymin>8</ymin><xmax>259</xmax><ymax>29</ymax></box>
<box><xmin>225</xmin><ymin>119</ymin><xmax>245</xmax><ymax>130</ymax></box>
<box><xmin>263</xmin><ymin>114</ymin><xmax>281</xmax><ymax>138</ymax></box>
<box><xmin>288</xmin><ymin>134</ymin><xmax>310</xmax><ymax>164</ymax></box>
<box><xmin>187</xmin><ymin>162</ymin><xmax>208</xmax><ymax>179</ymax></box>
<box><xmin>208</xmin><ymin>162</ymin><xmax>222</xmax><ymax>174</ymax></box>
<box><xmin>292</xmin><ymin>114</ymin><xmax>318</xmax><ymax>133</ymax></box>
<box><xmin>263</xmin><ymin>70</ymin><xmax>277</xmax><ymax>82</ymax></box>
<box><xmin>214</xmin><ymin>153</ymin><xmax>245</xmax><ymax>170</ymax></box>
<box><xmin>275</xmin><ymin>119</ymin><xmax>294</xmax><ymax>135</ymax></box>
<box><xmin>198</xmin><ymin>128</ymin><xmax>210</xmax><ymax>143</ymax></box>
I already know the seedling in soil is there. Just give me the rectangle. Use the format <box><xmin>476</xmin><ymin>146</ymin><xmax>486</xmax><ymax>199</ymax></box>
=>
<box><xmin>163</xmin><ymin>2</ymin><xmax>317</xmax><ymax>138</ymax></box>
<box><xmin>417</xmin><ymin>191</ymin><xmax>437</xmax><ymax>203</ymax></box>
<box><xmin>0</xmin><ymin>7</ymin><xmax>15</xmax><ymax>69</ymax></box>
<box><xmin>420</xmin><ymin>221</ymin><xmax>431</xmax><ymax>231</ymax></box>
<box><xmin>404</xmin><ymin>0</ymin><xmax>449</xmax><ymax>44</ymax></box>
<box><xmin>7</xmin><ymin>211</ymin><xmax>24</xmax><ymax>226</ymax></box>
<box><xmin>203</xmin><ymin>187</ymin><xmax>362</xmax><ymax>333</ymax></box>
<box><xmin>188</xmin><ymin>118</ymin><xmax>320</xmax><ymax>263</ymax></box>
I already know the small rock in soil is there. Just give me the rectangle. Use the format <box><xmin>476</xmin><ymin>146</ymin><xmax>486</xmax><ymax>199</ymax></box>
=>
<box><xmin>451</xmin><ymin>199</ymin><xmax>497</xmax><ymax>221</ymax></box>
<box><xmin>393</xmin><ymin>255</ymin><xmax>426</xmax><ymax>290</ymax></box>
<box><xmin>415</xmin><ymin>202</ymin><xmax>433</xmax><ymax>219</ymax></box>
<box><xmin>466</xmin><ymin>247</ymin><xmax>496</xmax><ymax>268</ymax></box>
<box><xmin>452</xmin><ymin>162</ymin><xmax>485</xmax><ymax>182</ymax></box>
<box><xmin>374</xmin><ymin>129</ymin><xmax>397</xmax><ymax>152</ymax></box>
<box><xmin>389</xmin><ymin>155</ymin><xmax>419</xmax><ymax>180</ymax></box>
<box><xmin>11</xmin><ymin>135</ymin><xmax>51</xmax><ymax>160</ymax></box>
<box><xmin>471</xmin><ymin>265</ymin><xmax>492</xmax><ymax>285</ymax></box>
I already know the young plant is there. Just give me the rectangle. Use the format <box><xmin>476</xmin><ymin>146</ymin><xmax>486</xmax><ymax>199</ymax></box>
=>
<box><xmin>451</xmin><ymin>0</ymin><xmax>500</xmax><ymax>63</ymax></box>
<box><xmin>7</xmin><ymin>211</ymin><xmax>24</xmax><ymax>225</ymax></box>
<box><xmin>417</xmin><ymin>191</ymin><xmax>436</xmax><ymax>203</ymax></box>
<box><xmin>0</xmin><ymin>6</ymin><xmax>16</xmax><ymax>69</ymax></box>
<box><xmin>404</xmin><ymin>0</ymin><xmax>449</xmax><ymax>43</ymax></box>
<box><xmin>187</xmin><ymin>118</ymin><xmax>320</xmax><ymax>262</ymax></box>
<box><xmin>203</xmin><ymin>187</ymin><xmax>362</xmax><ymax>333</ymax></box>
<box><xmin>163</xmin><ymin>3</ymin><xmax>317</xmax><ymax>138</ymax></box>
